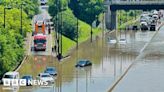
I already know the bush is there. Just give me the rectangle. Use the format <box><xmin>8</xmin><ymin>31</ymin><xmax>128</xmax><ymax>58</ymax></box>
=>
<box><xmin>59</xmin><ymin>9</ymin><xmax>78</xmax><ymax>41</ymax></box>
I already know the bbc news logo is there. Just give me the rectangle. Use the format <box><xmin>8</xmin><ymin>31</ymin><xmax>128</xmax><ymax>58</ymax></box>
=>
<box><xmin>3</xmin><ymin>79</ymin><xmax>48</xmax><ymax>86</ymax></box>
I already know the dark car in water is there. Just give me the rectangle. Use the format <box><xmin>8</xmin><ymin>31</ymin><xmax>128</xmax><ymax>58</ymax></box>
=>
<box><xmin>22</xmin><ymin>75</ymin><xmax>33</xmax><ymax>86</ymax></box>
<box><xmin>44</xmin><ymin>67</ymin><xmax>57</xmax><ymax>76</ymax></box>
<box><xmin>75</xmin><ymin>60</ymin><xmax>92</xmax><ymax>67</ymax></box>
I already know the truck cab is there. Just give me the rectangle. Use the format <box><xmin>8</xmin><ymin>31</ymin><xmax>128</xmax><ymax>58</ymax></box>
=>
<box><xmin>34</xmin><ymin>34</ymin><xmax>46</xmax><ymax>51</ymax></box>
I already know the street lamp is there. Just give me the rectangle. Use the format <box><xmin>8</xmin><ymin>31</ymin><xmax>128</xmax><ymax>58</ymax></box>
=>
<box><xmin>90</xmin><ymin>5</ymin><xmax>93</xmax><ymax>43</ymax></box>
<box><xmin>54</xmin><ymin>0</ymin><xmax>60</xmax><ymax>60</ymax></box>
<box><xmin>20</xmin><ymin>2</ymin><xmax>26</xmax><ymax>36</ymax></box>
<box><xmin>56</xmin><ymin>0</ymin><xmax>63</xmax><ymax>60</ymax></box>
<box><xmin>76</xmin><ymin>0</ymin><xmax>79</xmax><ymax>49</ymax></box>
<box><xmin>4</xmin><ymin>5</ymin><xmax>12</xmax><ymax>28</ymax></box>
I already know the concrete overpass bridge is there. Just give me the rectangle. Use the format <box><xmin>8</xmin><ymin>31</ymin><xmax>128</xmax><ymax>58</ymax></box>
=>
<box><xmin>104</xmin><ymin>0</ymin><xmax>164</xmax><ymax>30</ymax></box>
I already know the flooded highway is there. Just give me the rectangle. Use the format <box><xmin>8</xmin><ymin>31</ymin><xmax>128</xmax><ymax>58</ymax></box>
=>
<box><xmin>0</xmin><ymin>29</ymin><xmax>157</xmax><ymax>92</ymax></box>
<box><xmin>1</xmin><ymin>2</ymin><xmax>163</xmax><ymax>92</ymax></box>
<box><xmin>112</xmin><ymin>25</ymin><xmax>164</xmax><ymax>92</ymax></box>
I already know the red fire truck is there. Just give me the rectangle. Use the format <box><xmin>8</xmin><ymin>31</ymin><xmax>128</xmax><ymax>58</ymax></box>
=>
<box><xmin>34</xmin><ymin>34</ymin><xmax>46</xmax><ymax>51</ymax></box>
<box><xmin>33</xmin><ymin>15</ymin><xmax>47</xmax><ymax>51</ymax></box>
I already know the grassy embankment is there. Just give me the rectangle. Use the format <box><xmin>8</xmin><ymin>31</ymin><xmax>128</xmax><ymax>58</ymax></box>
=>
<box><xmin>62</xmin><ymin>20</ymin><xmax>101</xmax><ymax>56</ymax></box>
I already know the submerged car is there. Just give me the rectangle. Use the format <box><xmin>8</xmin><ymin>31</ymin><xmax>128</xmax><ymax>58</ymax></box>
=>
<box><xmin>1</xmin><ymin>72</ymin><xmax>20</xmax><ymax>85</ymax></box>
<box><xmin>37</xmin><ymin>73</ymin><xmax>54</xmax><ymax>83</ymax></box>
<box><xmin>21</xmin><ymin>75</ymin><xmax>33</xmax><ymax>86</ymax></box>
<box><xmin>44</xmin><ymin>67</ymin><xmax>57</xmax><ymax>76</ymax></box>
<box><xmin>119</xmin><ymin>39</ymin><xmax>127</xmax><ymax>44</ymax></box>
<box><xmin>75</xmin><ymin>60</ymin><xmax>92</xmax><ymax>67</ymax></box>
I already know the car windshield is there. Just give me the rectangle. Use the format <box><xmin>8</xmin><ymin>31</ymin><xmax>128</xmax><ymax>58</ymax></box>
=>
<box><xmin>46</xmin><ymin>68</ymin><xmax>55</xmax><ymax>71</ymax></box>
<box><xmin>34</xmin><ymin>39</ymin><xmax>46</xmax><ymax>43</ymax></box>
<box><xmin>78</xmin><ymin>61</ymin><xmax>86</xmax><ymax>64</ymax></box>
<box><xmin>4</xmin><ymin>75</ymin><xmax>15</xmax><ymax>78</ymax></box>
<box><xmin>41</xmin><ymin>74</ymin><xmax>50</xmax><ymax>77</ymax></box>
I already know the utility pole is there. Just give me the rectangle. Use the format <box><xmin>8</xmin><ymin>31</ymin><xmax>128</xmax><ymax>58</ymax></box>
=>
<box><xmin>20</xmin><ymin>2</ymin><xmax>26</xmax><ymax>36</ymax></box>
<box><xmin>76</xmin><ymin>17</ymin><xmax>79</xmax><ymax>49</ymax></box>
<box><xmin>4</xmin><ymin>6</ymin><xmax>6</xmax><ymax>28</ymax></box>
<box><xmin>20</xmin><ymin>4</ymin><xmax>23</xmax><ymax>35</ymax></box>
<box><xmin>60</xmin><ymin>6</ymin><xmax>63</xmax><ymax>59</ymax></box>
<box><xmin>90</xmin><ymin>6</ymin><xmax>93</xmax><ymax>43</ymax></box>
<box><xmin>56</xmin><ymin>0</ymin><xmax>62</xmax><ymax>60</ymax></box>
<box><xmin>3</xmin><ymin>4</ymin><xmax>12</xmax><ymax>28</ymax></box>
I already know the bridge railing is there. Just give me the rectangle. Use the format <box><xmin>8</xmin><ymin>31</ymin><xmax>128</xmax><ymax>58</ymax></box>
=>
<box><xmin>105</xmin><ymin>0</ymin><xmax>164</xmax><ymax>5</ymax></box>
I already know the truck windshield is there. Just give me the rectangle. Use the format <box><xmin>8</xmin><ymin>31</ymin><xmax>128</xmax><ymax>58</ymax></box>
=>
<box><xmin>4</xmin><ymin>75</ymin><xmax>15</xmax><ymax>78</ymax></box>
<box><xmin>34</xmin><ymin>39</ymin><xmax>46</xmax><ymax>43</ymax></box>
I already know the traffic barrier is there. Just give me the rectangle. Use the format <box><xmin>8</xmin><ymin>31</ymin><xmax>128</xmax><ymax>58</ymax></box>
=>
<box><xmin>14</xmin><ymin>55</ymin><xmax>28</xmax><ymax>72</ymax></box>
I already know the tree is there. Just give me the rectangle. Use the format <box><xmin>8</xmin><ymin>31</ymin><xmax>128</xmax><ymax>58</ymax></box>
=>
<box><xmin>69</xmin><ymin>0</ymin><xmax>104</xmax><ymax>25</ymax></box>
<box><xmin>49</xmin><ymin>0</ymin><xmax>78</xmax><ymax>41</ymax></box>
<box><xmin>0</xmin><ymin>0</ymin><xmax>39</xmax><ymax>77</ymax></box>
<box><xmin>60</xmin><ymin>9</ymin><xmax>78</xmax><ymax>41</ymax></box>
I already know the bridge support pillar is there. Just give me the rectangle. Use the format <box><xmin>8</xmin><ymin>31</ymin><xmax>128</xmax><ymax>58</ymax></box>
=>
<box><xmin>105</xmin><ymin>6</ymin><xmax>117</xmax><ymax>30</ymax></box>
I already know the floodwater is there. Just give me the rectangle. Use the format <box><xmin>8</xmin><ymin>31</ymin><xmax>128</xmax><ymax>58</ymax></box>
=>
<box><xmin>0</xmin><ymin>29</ymin><xmax>156</xmax><ymax>92</ymax></box>
<box><xmin>112</xmin><ymin>26</ymin><xmax>164</xmax><ymax>92</ymax></box>
<box><xmin>0</xmin><ymin>3</ymin><xmax>158</xmax><ymax>92</ymax></box>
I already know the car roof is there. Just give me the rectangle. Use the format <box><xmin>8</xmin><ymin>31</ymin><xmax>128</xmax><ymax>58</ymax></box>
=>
<box><xmin>46</xmin><ymin>67</ymin><xmax>55</xmax><ymax>69</ymax></box>
<box><xmin>40</xmin><ymin>73</ymin><xmax>50</xmax><ymax>75</ymax></box>
<box><xmin>78</xmin><ymin>59</ymin><xmax>90</xmax><ymax>62</ymax></box>
<box><xmin>5</xmin><ymin>72</ymin><xmax>19</xmax><ymax>76</ymax></box>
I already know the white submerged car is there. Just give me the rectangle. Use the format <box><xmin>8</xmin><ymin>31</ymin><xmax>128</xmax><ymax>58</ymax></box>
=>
<box><xmin>37</xmin><ymin>73</ymin><xmax>54</xmax><ymax>83</ymax></box>
<box><xmin>1</xmin><ymin>72</ymin><xmax>20</xmax><ymax>85</ymax></box>
<box><xmin>1</xmin><ymin>72</ymin><xmax>20</xmax><ymax>91</ymax></box>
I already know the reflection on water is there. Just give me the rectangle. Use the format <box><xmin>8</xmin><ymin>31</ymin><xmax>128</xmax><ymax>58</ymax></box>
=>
<box><xmin>0</xmin><ymin>30</ymin><xmax>155</xmax><ymax>92</ymax></box>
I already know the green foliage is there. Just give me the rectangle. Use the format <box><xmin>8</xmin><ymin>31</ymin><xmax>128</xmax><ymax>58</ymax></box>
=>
<box><xmin>117</xmin><ymin>10</ymin><xmax>142</xmax><ymax>30</ymax></box>
<box><xmin>0</xmin><ymin>0</ymin><xmax>39</xmax><ymax>18</ymax></box>
<box><xmin>0</xmin><ymin>28</ymin><xmax>24</xmax><ymax>76</ymax></box>
<box><xmin>69</xmin><ymin>0</ymin><xmax>104</xmax><ymax>25</ymax></box>
<box><xmin>61</xmin><ymin>19</ymin><xmax>101</xmax><ymax>56</ymax></box>
<box><xmin>48</xmin><ymin>0</ymin><xmax>102</xmax><ymax>55</ymax></box>
<box><xmin>48</xmin><ymin>0</ymin><xmax>68</xmax><ymax>17</ymax></box>
<box><xmin>0</xmin><ymin>0</ymin><xmax>39</xmax><ymax>76</ymax></box>
<box><xmin>60</xmin><ymin>9</ymin><xmax>78</xmax><ymax>41</ymax></box>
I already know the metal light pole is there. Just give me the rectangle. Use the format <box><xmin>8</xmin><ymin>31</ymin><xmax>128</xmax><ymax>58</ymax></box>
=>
<box><xmin>56</xmin><ymin>0</ymin><xmax>60</xmax><ymax>60</ymax></box>
<box><xmin>20</xmin><ymin>4</ymin><xmax>23</xmax><ymax>35</ymax></box>
<box><xmin>60</xmin><ymin>8</ymin><xmax>63</xmax><ymax>59</ymax></box>
<box><xmin>54</xmin><ymin>0</ymin><xmax>59</xmax><ymax>54</ymax></box>
<box><xmin>91</xmin><ymin>24</ymin><xmax>93</xmax><ymax>42</ymax></box>
<box><xmin>76</xmin><ymin>17</ymin><xmax>79</xmax><ymax>49</ymax></box>
<box><xmin>20</xmin><ymin>2</ymin><xmax>26</xmax><ymax>36</ymax></box>
<box><xmin>90</xmin><ymin>6</ymin><xmax>93</xmax><ymax>43</ymax></box>
<box><xmin>56</xmin><ymin>0</ymin><xmax>63</xmax><ymax>60</ymax></box>
<box><xmin>76</xmin><ymin>1</ymin><xmax>79</xmax><ymax>49</ymax></box>
<box><xmin>3</xmin><ymin>1</ymin><xmax>12</xmax><ymax>28</ymax></box>
<box><xmin>4</xmin><ymin>7</ymin><xmax>6</xmax><ymax>28</ymax></box>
